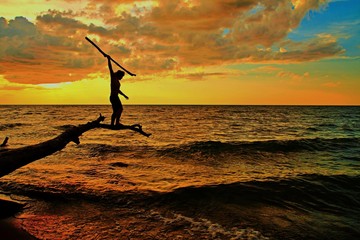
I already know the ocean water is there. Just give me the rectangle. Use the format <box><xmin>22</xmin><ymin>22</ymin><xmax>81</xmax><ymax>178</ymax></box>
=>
<box><xmin>0</xmin><ymin>105</ymin><xmax>359</xmax><ymax>239</ymax></box>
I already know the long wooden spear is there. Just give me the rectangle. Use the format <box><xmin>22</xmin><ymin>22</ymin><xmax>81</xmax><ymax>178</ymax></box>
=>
<box><xmin>85</xmin><ymin>37</ymin><xmax>136</xmax><ymax>76</ymax></box>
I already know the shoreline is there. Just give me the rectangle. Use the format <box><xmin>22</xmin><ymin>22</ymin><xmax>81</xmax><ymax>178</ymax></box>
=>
<box><xmin>0</xmin><ymin>217</ymin><xmax>37</xmax><ymax>240</ymax></box>
<box><xmin>0</xmin><ymin>196</ymin><xmax>37</xmax><ymax>240</ymax></box>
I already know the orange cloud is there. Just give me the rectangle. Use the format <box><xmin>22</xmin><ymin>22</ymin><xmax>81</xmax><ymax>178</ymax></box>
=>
<box><xmin>0</xmin><ymin>17</ymin><xmax>106</xmax><ymax>84</ymax></box>
<box><xmin>175</xmin><ymin>72</ymin><xmax>229</xmax><ymax>81</ymax></box>
<box><xmin>0</xmin><ymin>0</ymin><xmax>344</xmax><ymax>86</ymax></box>
<box><xmin>322</xmin><ymin>81</ymin><xmax>341</xmax><ymax>88</ymax></box>
<box><xmin>0</xmin><ymin>76</ymin><xmax>42</xmax><ymax>90</ymax></box>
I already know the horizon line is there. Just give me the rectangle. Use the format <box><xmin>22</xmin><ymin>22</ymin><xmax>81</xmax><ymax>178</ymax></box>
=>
<box><xmin>1</xmin><ymin>104</ymin><xmax>359</xmax><ymax>107</ymax></box>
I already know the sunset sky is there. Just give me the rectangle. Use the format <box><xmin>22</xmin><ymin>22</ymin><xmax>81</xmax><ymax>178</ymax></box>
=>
<box><xmin>0</xmin><ymin>0</ymin><xmax>359</xmax><ymax>105</ymax></box>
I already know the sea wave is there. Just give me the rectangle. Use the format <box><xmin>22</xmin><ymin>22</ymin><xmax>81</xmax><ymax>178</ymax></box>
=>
<box><xmin>157</xmin><ymin>137</ymin><xmax>360</xmax><ymax>160</ymax></box>
<box><xmin>1</xmin><ymin>174</ymin><xmax>359</xmax><ymax>211</ymax></box>
<box><xmin>157</xmin><ymin>174</ymin><xmax>360</xmax><ymax>215</ymax></box>
<box><xmin>0</xmin><ymin>123</ymin><xmax>26</xmax><ymax>131</ymax></box>
<box><xmin>155</xmin><ymin>174</ymin><xmax>360</xmax><ymax>239</ymax></box>
<box><xmin>2</xmin><ymin>174</ymin><xmax>358</xmax><ymax>239</ymax></box>
<box><xmin>78</xmin><ymin>137</ymin><xmax>360</xmax><ymax>162</ymax></box>
<box><xmin>82</xmin><ymin>143</ymin><xmax>153</xmax><ymax>158</ymax></box>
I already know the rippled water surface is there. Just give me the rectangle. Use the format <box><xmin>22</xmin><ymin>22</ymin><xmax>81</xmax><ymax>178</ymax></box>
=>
<box><xmin>0</xmin><ymin>105</ymin><xmax>359</xmax><ymax>239</ymax></box>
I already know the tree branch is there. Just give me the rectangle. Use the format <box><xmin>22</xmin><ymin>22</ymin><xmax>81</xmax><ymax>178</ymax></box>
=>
<box><xmin>99</xmin><ymin>123</ymin><xmax>151</xmax><ymax>137</ymax></box>
<box><xmin>0</xmin><ymin>137</ymin><xmax>9</xmax><ymax>147</ymax></box>
<box><xmin>0</xmin><ymin>114</ymin><xmax>151</xmax><ymax>178</ymax></box>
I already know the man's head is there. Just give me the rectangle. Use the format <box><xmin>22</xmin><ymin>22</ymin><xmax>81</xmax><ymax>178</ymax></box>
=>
<box><xmin>116</xmin><ymin>70</ymin><xmax>125</xmax><ymax>80</ymax></box>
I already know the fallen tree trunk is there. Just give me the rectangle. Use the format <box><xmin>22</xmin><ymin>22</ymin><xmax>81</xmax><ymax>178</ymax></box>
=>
<box><xmin>0</xmin><ymin>114</ymin><xmax>151</xmax><ymax>178</ymax></box>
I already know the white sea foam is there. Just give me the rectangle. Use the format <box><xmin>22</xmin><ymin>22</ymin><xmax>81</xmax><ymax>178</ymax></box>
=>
<box><xmin>150</xmin><ymin>210</ymin><xmax>269</xmax><ymax>240</ymax></box>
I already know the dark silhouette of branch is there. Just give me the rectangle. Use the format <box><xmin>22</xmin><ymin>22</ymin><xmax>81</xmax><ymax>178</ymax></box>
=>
<box><xmin>99</xmin><ymin>123</ymin><xmax>151</xmax><ymax>137</ymax></box>
<box><xmin>0</xmin><ymin>137</ymin><xmax>8</xmax><ymax>147</ymax></box>
<box><xmin>0</xmin><ymin>114</ymin><xmax>151</xmax><ymax>178</ymax></box>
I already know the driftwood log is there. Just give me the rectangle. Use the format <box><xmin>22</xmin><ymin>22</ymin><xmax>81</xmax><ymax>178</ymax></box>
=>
<box><xmin>0</xmin><ymin>114</ymin><xmax>151</xmax><ymax>178</ymax></box>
